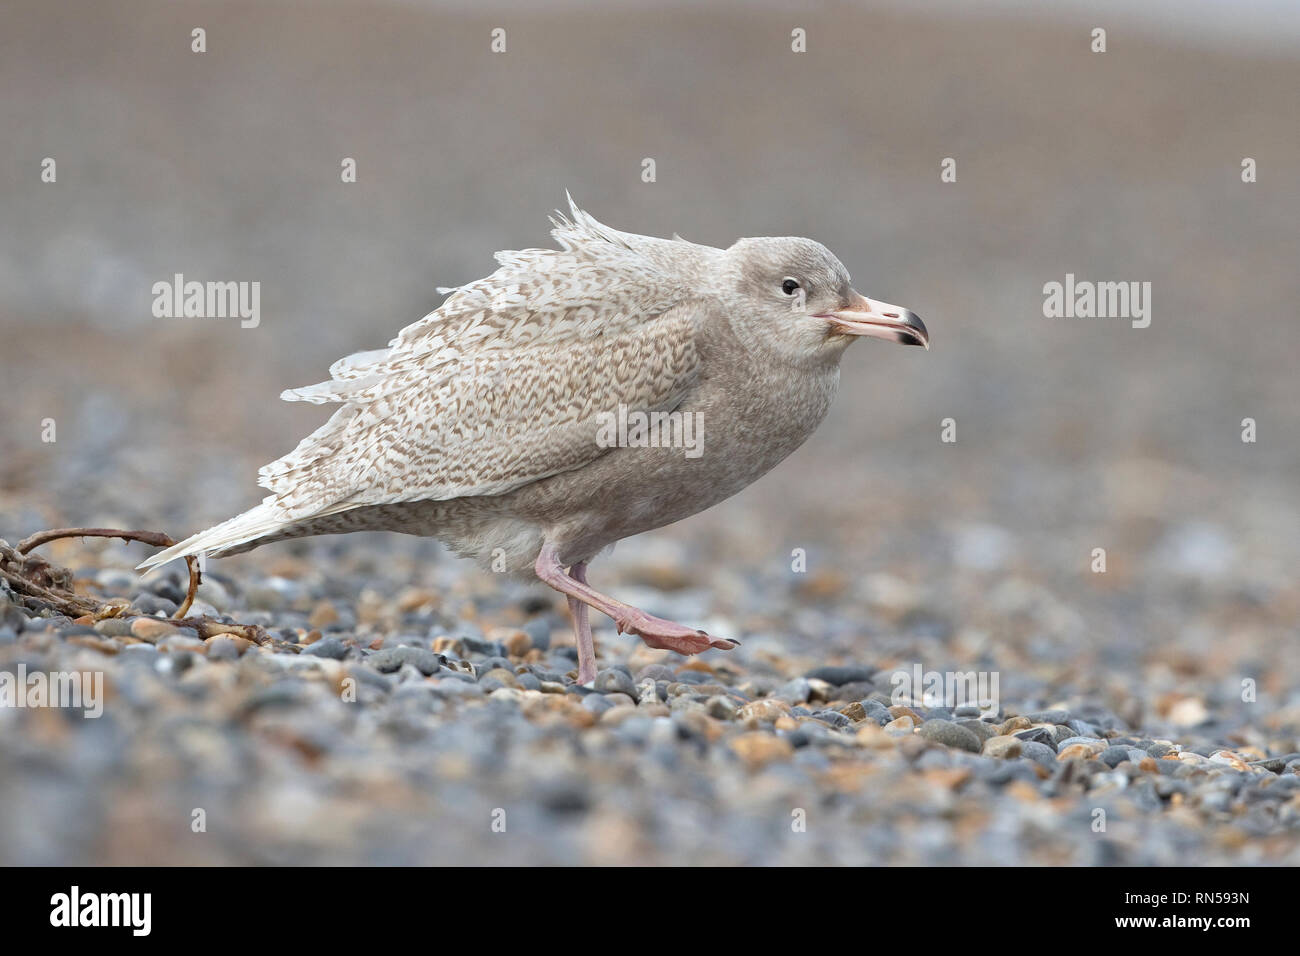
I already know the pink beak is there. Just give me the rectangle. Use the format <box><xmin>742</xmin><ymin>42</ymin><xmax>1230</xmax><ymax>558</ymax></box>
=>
<box><xmin>817</xmin><ymin>291</ymin><xmax>929</xmax><ymax>349</ymax></box>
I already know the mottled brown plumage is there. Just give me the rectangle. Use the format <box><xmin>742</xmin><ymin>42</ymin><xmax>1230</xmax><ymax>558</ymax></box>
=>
<box><xmin>142</xmin><ymin>197</ymin><xmax>928</xmax><ymax>682</ymax></box>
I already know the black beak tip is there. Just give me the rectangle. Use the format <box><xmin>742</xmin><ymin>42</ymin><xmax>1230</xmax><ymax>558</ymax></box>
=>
<box><xmin>900</xmin><ymin>310</ymin><xmax>929</xmax><ymax>348</ymax></box>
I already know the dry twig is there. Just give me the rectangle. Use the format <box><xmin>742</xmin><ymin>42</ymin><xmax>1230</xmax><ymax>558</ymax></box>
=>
<box><xmin>2</xmin><ymin>527</ymin><xmax>268</xmax><ymax>645</ymax></box>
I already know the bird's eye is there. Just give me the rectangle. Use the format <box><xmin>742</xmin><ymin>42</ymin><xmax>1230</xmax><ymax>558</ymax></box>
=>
<box><xmin>782</xmin><ymin>278</ymin><xmax>801</xmax><ymax>295</ymax></box>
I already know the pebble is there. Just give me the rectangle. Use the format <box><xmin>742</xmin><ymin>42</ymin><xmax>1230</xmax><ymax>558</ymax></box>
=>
<box><xmin>737</xmin><ymin>699</ymin><xmax>789</xmax><ymax>724</ymax></box>
<box><xmin>775</xmin><ymin>677</ymin><xmax>812</xmax><ymax>704</ymax></box>
<box><xmin>205</xmin><ymin>635</ymin><xmax>249</xmax><ymax>660</ymax></box>
<box><xmin>129</xmin><ymin>618</ymin><xmax>180</xmax><ymax>643</ymax></box>
<box><xmin>1100</xmin><ymin>745</ymin><xmax>1133</xmax><ymax>768</ymax></box>
<box><xmin>367</xmin><ymin>645</ymin><xmax>444</xmax><ymax>675</ymax></box>
<box><xmin>729</xmin><ymin>732</ymin><xmax>794</xmax><ymax>769</ymax></box>
<box><xmin>884</xmin><ymin>715</ymin><xmax>916</xmax><ymax>736</ymax></box>
<box><xmin>983</xmin><ymin>736</ymin><xmax>1024</xmax><ymax>759</ymax></box>
<box><xmin>593</xmin><ymin>668</ymin><xmax>637</xmax><ymax>697</ymax></box>
<box><xmin>804</xmin><ymin>664</ymin><xmax>875</xmax><ymax>685</ymax></box>
<box><xmin>957</xmin><ymin>719</ymin><xmax>998</xmax><ymax>744</ymax></box>
<box><xmin>918</xmin><ymin>718</ymin><xmax>982</xmax><ymax>753</ymax></box>
<box><xmin>1018</xmin><ymin>741</ymin><xmax>1059</xmax><ymax>770</ymax></box>
<box><xmin>301</xmin><ymin>636</ymin><xmax>348</xmax><ymax>660</ymax></box>
<box><xmin>131</xmin><ymin>594</ymin><xmax>178</xmax><ymax>616</ymax></box>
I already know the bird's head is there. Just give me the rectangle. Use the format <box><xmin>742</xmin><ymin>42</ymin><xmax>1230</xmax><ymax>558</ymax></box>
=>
<box><xmin>722</xmin><ymin>236</ymin><xmax>929</xmax><ymax>363</ymax></box>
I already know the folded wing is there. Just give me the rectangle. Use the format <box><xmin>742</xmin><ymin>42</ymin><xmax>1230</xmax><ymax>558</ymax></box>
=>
<box><xmin>260</xmin><ymin>202</ymin><xmax>705</xmax><ymax>520</ymax></box>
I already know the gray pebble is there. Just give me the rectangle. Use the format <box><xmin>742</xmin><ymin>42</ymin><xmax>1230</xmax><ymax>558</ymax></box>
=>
<box><xmin>522</xmin><ymin>617</ymin><xmax>552</xmax><ymax>651</ymax></box>
<box><xmin>1013</xmin><ymin>726</ymin><xmax>1057</xmax><ymax>748</ymax></box>
<box><xmin>131</xmin><ymin>594</ymin><xmax>178</xmax><ymax>616</ymax></box>
<box><xmin>367</xmin><ymin>645</ymin><xmax>444</xmax><ymax>676</ymax></box>
<box><xmin>593</xmin><ymin>668</ymin><xmax>636</xmax><ymax>696</ymax></box>
<box><xmin>635</xmin><ymin>664</ymin><xmax>676</xmax><ymax>683</ymax></box>
<box><xmin>918</xmin><ymin>718</ymin><xmax>982</xmax><ymax>753</ymax></box>
<box><xmin>302</xmin><ymin>636</ymin><xmax>348</xmax><ymax>660</ymax></box>
<box><xmin>804</xmin><ymin>665</ymin><xmax>875</xmax><ymax>685</ymax></box>
<box><xmin>775</xmin><ymin>677</ymin><xmax>812</xmax><ymax>704</ymax></box>
<box><xmin>1018</xmin><ymin>741</ymin><xmax>1058</xmax><ymax>769</ymax></box>
<box><xmin>706</xmin><ymin>696</ymin><xmax>738</xmax><ymax>720</ymax></box>
<box><xmin>958</xmin><ymin>718</ymin><xmax>999</xmax><ymax>744</ymax></box>
<box><xmin>1100</xmin><ymin>745</ymin><xmax>1133</xmax><ymax>768</ymax></box>
<box><xmin>206</xmin><ymin>636</ymin><xmax>244</xmax><ymax>661</ymax></box>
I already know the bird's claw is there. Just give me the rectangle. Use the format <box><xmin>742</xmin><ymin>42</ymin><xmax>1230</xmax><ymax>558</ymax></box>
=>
<box><xmin>617</xmin><ymin>611</ymin><xmax>736</xmax><ymax>656</ymax></box>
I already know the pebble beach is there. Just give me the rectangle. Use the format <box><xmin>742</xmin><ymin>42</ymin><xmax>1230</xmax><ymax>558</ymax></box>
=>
<box><xmin>2</xmin><ymin>520</ymin><xmax>1297</xmax><ymax>866</ymax></box>
<box><xmin>2</xmin><ymin>1</ymin><xmax>1298</xmax><ymax>867</ymax></box>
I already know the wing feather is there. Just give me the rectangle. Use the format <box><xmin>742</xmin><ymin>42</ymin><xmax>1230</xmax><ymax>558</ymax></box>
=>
<box><xmin>259</xmin><ymin>202</ymin><xmax>708</xmax><ymax>519</ymax></box>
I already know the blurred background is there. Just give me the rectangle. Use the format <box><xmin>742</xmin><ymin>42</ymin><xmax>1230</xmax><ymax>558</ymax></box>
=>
<box><xmin>1</xmin><ymin>0</ymin><xmax>1297</xmax><ymax>863</ymax></box>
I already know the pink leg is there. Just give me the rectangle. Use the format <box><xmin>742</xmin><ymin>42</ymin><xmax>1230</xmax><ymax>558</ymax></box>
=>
<box><xmin>567</xmin><ymin>562</ymin><xmax>597</xmax><ymax>684</ymax></box>
<box><xmin>535</xmin><ymin>545</ymin><xmax>737</xmax><ymax>662</ymax></box>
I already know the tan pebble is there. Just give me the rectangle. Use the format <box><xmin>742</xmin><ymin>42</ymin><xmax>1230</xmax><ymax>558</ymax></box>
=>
<box><xmin>695</xmin><ymin>715</ymin><xmax>727</xmax><ymax>743</ymax></box>
<box><xmin>884</xmin><ymin>715</ymin><xmax>915</xmax><ymax>735</ymax></box>
<box><xmin>729</xmin><ymin>732</ymin><xmax>794</xmax><ymax>769</ymax></box>
<box><xmin>300</xmin><ymin>629</ymin><xmax>323</xmax><ymax>646</ymax></box>
<box><xmin>983</xmin><ymin>735</ymin><xmax>1023</xmax><ymax>759</ymax></box>
<box><xmin>796</xmin><ymin>569</ymin><xmax>846</xmax><ymax>599</ymax></box>
<box><xmin>482</xmin><ymin>668</ymin><xmax>519</xmax><ymax>688</ymax></box>
<box><xmin>73</xmin><ymin>614</ymin><xmax>96</xmax><ymax>626</ymax></box>
<box><xmin>1208</xmin><ymin>750</ymin><xmax>1250</xmax><ymax>772</ymax></box>
<box><xmin>856</xmin><ymin>723</ymin><xmax>894</xmax><ymax>749</ymax></box>
<box><xmin>1006</xmin><ymin>780</ymin><xmax>1040</xmax><ymax>801</ymax></box>
<box><xmin>676</xmin><ymin>659</ymin><xmax>715</xmax><ymax>675</ymax></box>
<box><xmin>1139</xmin><ymin>757</ymin><xmax>1160</xmax><ymax>773</ymax></box>
<box><xmin>737</xmin><ymin>699</ymin><xmax>790</xmax><ymax>723</ymax></box>
<box><xmin>395</xmin><ymin>588</ymin><xmax>439</xmax><ymax>613</ymax></box>
<box><xmin>491</xmin><ymin>628</ymin><xmax>531</xmax><ymax>657</ymax></box>
<box><xmin>1166</xmin><ymin>697</ymin><xmax>1209</xmax><ymax>727</ymax></box>
<box><xmin>1057</xmin><ymin>744</ymin><xmax>1095</xmax><ymax>762</ymax></box>
<box><xmin>129</xmin><ymin>618</ymin><xmax>179</xmax><ymax>643</ymax></box>
<box><xmin>640</xmin><ymin>703</ymin><xmax>670</xmax><ymax>718</ymax></box>
<box><xmin>888</xmin><ymin>704</ymin><xmax>923</xmax><ymax>723</ymax></box>
<box><xmin>307</xmin><ymin>602</ymin><xmax>338</xmax><ymax>629</ymax></box>
<box><xmin>806</xmin><ymin>678</ymin><xmax>834</xmax><ymax>702</ymax></box>
<box><xmin>600</xmin><ymin>704</ymin><xmax>640</xmax><ymax>725</ymax></box>
<box><xmin>998</xmin><ymin>716</ymin><xmax>1032</xmax><ymax>735</ymax></box>
<box><xmin>632</xmin><ymin>562</ymin><xmax>694</xmax><ymax>591</ymax></box>
<box><xmin>539</xmin><ymin>681</ymin><xmax>568</xmax><ymax>694</ymax></box>
<box><xmin>774</xmin><ymin>715</ymin><xmax>800</xmax><ymax>732</ymax></box>
<box><xmin>839</xmin><ymin>701</ymin><xmax>867</xmax><ymax>722</ymax></box>
<box><xmin>922</xmin><ymin>767</ymin><xmax>972</xmax><ymax>790</ymax></box>
<box><xmin>431</xmin><ymin>636</ymin><xmax>462</xmax><ymax>655</ymax></box>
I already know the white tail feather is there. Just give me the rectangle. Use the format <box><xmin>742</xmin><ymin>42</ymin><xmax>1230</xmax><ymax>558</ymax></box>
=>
<box><xmin>135</xmin><ymin>502</ymin><xmax>290</xmax><ymax>572</ymax></box>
